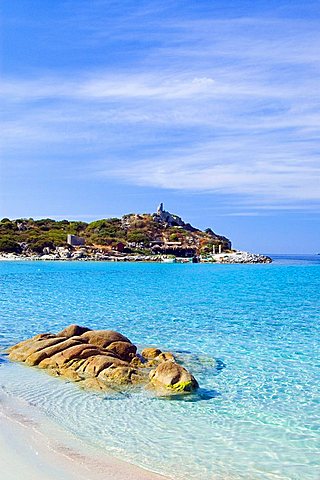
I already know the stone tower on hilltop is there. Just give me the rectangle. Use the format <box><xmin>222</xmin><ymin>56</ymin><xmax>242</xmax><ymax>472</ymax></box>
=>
<box><xmin>154</xmin><ymin>203</ymin><xmax>194</xmax><ymax>230</ymax></box>
<box><xmin>157</xmin><ymin>202</ymin><xmax>164</xmax><ymax>214</ymax></box>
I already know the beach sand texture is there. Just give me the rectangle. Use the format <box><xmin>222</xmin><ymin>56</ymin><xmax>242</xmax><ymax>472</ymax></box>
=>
<box><xmin>0</xmin><ymin>392</ymin><xmax>169</xmax><ymax>480</ymax></box>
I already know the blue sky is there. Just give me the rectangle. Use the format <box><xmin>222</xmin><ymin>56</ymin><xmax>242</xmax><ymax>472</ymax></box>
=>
<box><xmin>1</xmin><ymin>0</ymin><xmax>319</xmax><ymax>253</ymax></box>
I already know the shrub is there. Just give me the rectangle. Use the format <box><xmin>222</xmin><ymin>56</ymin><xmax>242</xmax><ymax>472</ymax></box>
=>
<box><xmin>0</xmin><ymin>237</ymin><xmax>21</xmax><ymax>253</ymax></box>
<box><xmin>201</xmin><ymin>242</ymin><xmax>215</xmax><ymax>253</ymax></box>
<box><xmin>30</xmin><ymin>239</ymin><xmax>55</xmax><ymax>254</ymax></box>
<box><xmin>127</xmin><ymin>231</ymin><xmax>150</xmax><ymax>243</ymax></box>
<box><xmin>0</xmin><ymin>219</ymin><xmax>15</xmax><ymax>231</ymax></box>
<box><xmin>169</xmin><ymin>233</ymin><xmax>179</xmax><ymax>242</ymax></box>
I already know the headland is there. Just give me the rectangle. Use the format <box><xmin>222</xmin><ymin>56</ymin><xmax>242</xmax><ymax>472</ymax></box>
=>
<box><xmin>0</xmin><ymin>204</ymin><xmax>271</xmax><ymax>264</ymax></box>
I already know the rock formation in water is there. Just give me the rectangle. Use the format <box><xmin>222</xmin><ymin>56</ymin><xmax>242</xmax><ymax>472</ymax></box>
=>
<box><xmin>7</xmin><ymin>325</ymin><xmax>199</xmax><ymax>395</ymax></box>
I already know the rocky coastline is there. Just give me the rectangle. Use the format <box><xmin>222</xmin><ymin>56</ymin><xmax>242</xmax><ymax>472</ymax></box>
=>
<box><xmin>201</xmin><ymin>251</ymin><xmax>272</xmax><ymax>264</ymax></box>
<box><xmin>0</xmin><ymin>248</ymin><xmax>272</xmax><ymax>264</ymax></box>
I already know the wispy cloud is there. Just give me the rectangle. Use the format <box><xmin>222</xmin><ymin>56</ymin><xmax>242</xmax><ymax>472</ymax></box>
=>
<box><xmin>102</xmin><ymin>138</ymin><xmax>320</xmax><ymax>202</ymax></box>
<box><xmin>2</xmin><ymin>3</ymin><xmax>320</xmax><ymax>212</ymax></box>
<box><xmin>0</xmin><ymin>75</ymin><xmax>218</xmax><ymax>100</ymax></box>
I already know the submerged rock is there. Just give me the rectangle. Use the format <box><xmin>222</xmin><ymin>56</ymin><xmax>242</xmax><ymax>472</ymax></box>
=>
<box><xmin>141</xmin><ymin>347</ymin><xmax>175</xmax><ymax>364</ymax></box>
<box><xmin>149</xmin><ymin>361</ymin><xmax>199</xmax><ymax>394</ymax></box>
<box><xmin>78</xmin><ymin>377</ymin><xmax>114</xmax><ymax>392</ymax></box>
<box><xmin>157</xmin><ymin>352</ymin><xmax>175</xmax><ymax>362</ymax></box>
<box><xmin>8</xmin><ymin>325</ymin><xmax>199</xmax><ymax>396</ymax></box>
<box><xmin>141</xmin><ymin>347</ymin><xmax>162</xmax><ymax>359</ymax></box>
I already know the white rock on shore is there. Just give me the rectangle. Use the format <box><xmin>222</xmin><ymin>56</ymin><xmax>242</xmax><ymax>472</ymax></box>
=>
<box><xmin>201</xmin><ymin>251</ymin><xmax>272</xmax><ymax>264</ymax></box>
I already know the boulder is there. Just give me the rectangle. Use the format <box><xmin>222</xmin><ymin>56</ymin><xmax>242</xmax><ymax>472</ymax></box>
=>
<box><xmin>25</xmin><ymin>338</ymin><xmax>86</xmax><ymax>366</ymax></box>
<box><xmin>75</xmin><ymin>354</ymin><xmax>127</xmax><ymax>378</ymax></box>
<box><xmin>141</xmin><ymin>347</ymin><xmax>162</xmax><ymax>359</ymax></box>
<box><xmin>7</xmin><ymin>333</ymin><xmax>53</xmax><ymax>354</ymax></box>
<box><xmin>38</xmin><ymin>344</ymin><xmax>101</xmax><ymax>368</ymax></box>
<box><xmin>7</xmin><ymin>334</ymin><xmax>54</xmax><ymax>354</ymax></box>
<box><xmin>9</xmin><ymin>336</ymin><xmax>68</xmax><ymax>363</ymax></box>
<box><xmin>106</xmin><ymin>341</ymin><xmax>137</xmax><ymax>361</ymax></box>
<box><xmin>130</xmin><ymin>355</ymin><xmax>146</xmax><ymax>368</ymax></box>
<box><xmin>149</xmin><ymin>361</ymin><xmax>199</xmax><ymax>393</ymax></box>
<box><xmin>56</xmin><ymin>324</ymin><xmax>91</xmax><ymax>337</ymax></box>
<box><xmin>81</xmin><ymin>330</ymin><xmax>132</xmax><ymax>348</ymax></box>
<box><xmin>157</xmin><ymin>352</ymin><xmax>175</xmax><ymax>362</ymax></box>
<box><xmin>139</xmin><ymin>349</ymin><xmax>175</xmax><ymax>366</ymax></box>
<box><xmin>98</xmin><ymin>365</ymin><xmax>141</xmax><ymax>385</ymax></box>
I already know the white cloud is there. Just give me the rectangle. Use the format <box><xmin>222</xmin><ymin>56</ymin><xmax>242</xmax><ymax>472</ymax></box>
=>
<box><xmin>1</xmin><ymin>9</ymin><xmax>320</xmax><ymax>211</ymax></box>
<box><xmin>0</xmin><ymin>75</ymin><xmax>219</xmax><ymax>101</ymax></box>
<box><xmin>101</xmin><ymin>140</ymin><xmax>320</xmax><ymax>203</ymax></box>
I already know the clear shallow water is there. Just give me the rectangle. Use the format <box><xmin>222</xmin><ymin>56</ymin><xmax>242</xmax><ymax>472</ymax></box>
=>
<box><xmin>0</xmin><ymin>256</ymin><xmax>319</xmax><ymax>480</ymax></box>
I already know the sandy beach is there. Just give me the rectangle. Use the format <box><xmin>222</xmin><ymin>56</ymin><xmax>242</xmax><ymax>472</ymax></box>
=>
<box><xmin>0</xmin><ymin>392</ymin><xmax>169</xmax><ymax>480</ymax></box>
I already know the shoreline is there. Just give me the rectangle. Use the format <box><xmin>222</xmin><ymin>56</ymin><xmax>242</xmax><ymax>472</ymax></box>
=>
<box><xmin>0</xmin><ymin>391</ymin><xmax>170</xmax><ymax>480</ymax></box>
<box><xmin>0</xmin><ymin>250</ymin><xmax>272</xmax><ymax>264</ymax></box>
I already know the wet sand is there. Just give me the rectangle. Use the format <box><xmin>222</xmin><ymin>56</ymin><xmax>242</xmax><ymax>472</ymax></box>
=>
<box><xmin>0</xmin><ymin>392</ymin><xmax>170</xmax><ymax>480</ymax></box>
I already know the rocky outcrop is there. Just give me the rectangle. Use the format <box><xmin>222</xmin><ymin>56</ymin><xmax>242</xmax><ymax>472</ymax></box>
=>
<box><xmin>153</xmin><ymin>202</ymin><xmax>197</xmax><ymax>232</ymax></box>
<box><xmin>8</xmin><ymin>325</ymin><xmax>199</xmax><ymax>396</ymax></box>
<box><xmin>201</xmin><ymin>251</ymin><xmax>272</xmax><ymax>264</ymax></box>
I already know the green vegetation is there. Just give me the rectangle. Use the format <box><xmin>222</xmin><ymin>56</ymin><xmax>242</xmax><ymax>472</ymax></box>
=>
<box><xmin>0</xmin><ymin>237</ymin><xmax>21</xmax><ymax>253</ymax></box>
<box><xmin>200</xmin><ymin>242</ymin><xmax>215</xmax><ymax>253</ymax></box>
<box><xmin>169</xmin><ymin>233</ymin><xmax>179</xmax><ymax>242</ymax></box>
<box><xmin>127</xmin><ymin>230</ymin><xmax>150</xmax><ymax>243</ymax></box>
<box><xmin>86</xmin><ymin>218</ymin><xmax>126</xmax><ymax>245</ymax></box>
<box><xmin>165</xmin><ymin>380</ymin><xmax>195</xmax><ymax>392</ymax></box>
<box><xmin>0</xmin><ymin>213</ymin><xmax>231</xmax><ymax>255</ymax></box>
<box><xmin>0</xmin><ymin>218</ymin><xmax>88</xmax><ymax>254</ymax></box>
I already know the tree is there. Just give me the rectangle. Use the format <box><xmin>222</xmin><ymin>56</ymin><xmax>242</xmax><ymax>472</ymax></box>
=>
<box><xmin>0</xmin><ymin>237</ymin><xmax>21</xmax><ymax>253</ymax></box>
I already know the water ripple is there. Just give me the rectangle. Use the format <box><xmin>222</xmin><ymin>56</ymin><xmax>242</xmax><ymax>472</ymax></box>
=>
<box><xmin>0</xmin><ymin>259</ymin><xmax>319</xmax><ymax>479</ymax></box>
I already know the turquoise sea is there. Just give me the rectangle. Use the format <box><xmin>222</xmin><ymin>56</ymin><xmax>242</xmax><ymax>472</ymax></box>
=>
<box><xmin>1</xmin><ymin>255</ymin><xmax>319</xmax><ymax>480</ymax></box>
